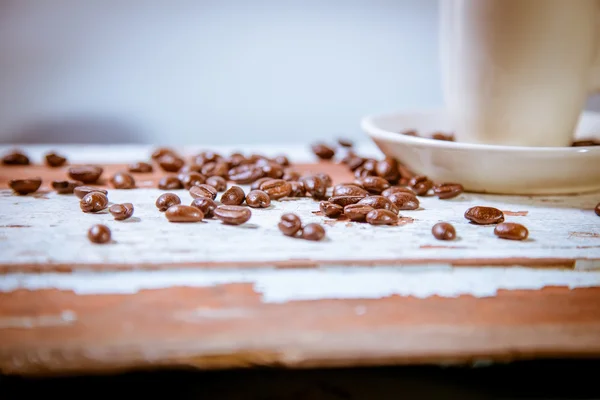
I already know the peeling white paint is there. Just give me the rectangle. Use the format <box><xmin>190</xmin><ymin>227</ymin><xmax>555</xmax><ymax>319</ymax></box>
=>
<box><xmin>0</xmin><ymin>310</ymin><xmax>76</xmax><ymax>329</ymax></box>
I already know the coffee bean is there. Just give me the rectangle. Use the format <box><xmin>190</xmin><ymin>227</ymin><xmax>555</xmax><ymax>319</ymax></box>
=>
<box><xmin>110</xmin><ymin>172</ymin><xmax>136</xmax><ymax>189</ymax></box>
<box><xmin>362</xmin><ymin>159</ymin><xmax>378</xmax><ymax>173</ymax></box>
<box><xmin>156</xmin><ymin>193</ymin><xmax>181</xmax><ymax>211</ymax></box>
<box><xmin>409</xmin><ymin>175</ymin><xmax>433</xmax><ymax>196</ymax></box>
<box><xmin>315</xmin><ymin>173</ymin><xmax>333</xmax><ymax>188</ymax></box>
<box><xmin>45</xmin><ymin>152</ymin><xmax>67</xmax><ymax>167</ymax></box>
<box><xmin>311</xmin><ymin>143</ymin><xmax>335</xmax><ymax>160</ymax></box>
<box><xmin>191</xmin><ymin>197</ymin><xmax>218</xmax><ymax>218</ymax></box>
<box><xmin>249</xmin><ymin>177</ymin><xmax>270</xmax><ymax>190</ymax></box>
<box><xmin>572</xmin><ymin>139</ymin><xmax>599</xmax><ymax>147</ymax></box>
<box><xmin>375</xmin><ymin>157</ymin><xmax>400</xmax><ymax>183</ymax></box>
<box><xmin>151</xmin><ymin>147</ymin><xmax>178</xmax><ymax>160</ymax></box>
<box><xmin>354</xmin><ymin>167</ymin><xmax>373</xmax><ymax>179</ymax></box>
<box><xmin>343</xmin><ymin>204</ymin><xmax>375</xmax><ymax>222</ymax></box>
<box><xmin>494</xmin><ymin>222</ymin><xmax>529</xmax><ymax>241</ymax></box>
<box><xmin>74</xmin><ymin>186</ymin><xmax>108</xmax><ymax>199</ymax></box>
<box><xmin>179</xmin><ymin>164</ymin><xmax>204</xmax><ymax>174</ymax></box>
<box><xmin>80</xmin><ymin>192</ymin><xmax>108</xmax><ymax>213</ymax></box>
<box><xmin>366</xmin><ymin>209</ymin><xmax>399</xmax><ymax>225</ymax></box>
<box><xmin>282</xmin><ymin>169</ymin><xmax>301</xmax><ymax>181</ymax></box>
<box><xmin>158</xmin><ymin>176</ymin><xmax>183</xmax><ymax>190</ymax></box>
<box><xmin>194</xmin><ymin>151</ymin><xmax>222</xmax><ymax>165</ymax></box>
<box><xmin>109</xmin><ymin>203</ymin><xmax>134</xmax><ymax>221</ymax></box>
<box><xmin>278</xmin><ymin>213</ymin><xmax>302</xmax><ymax>236</ymax></box>
<box><xmin>596</xmin><ymin>202</ymin><xmax>600</xmax><ymax>216</ymax></box>
<box><xmin>381</xmin><ymin>186</ymin><xmax>414</xmax><ymax>197</ymax></box>
<box><xmin>2</xmin><ymin>150</ymin><xmax>30</xmax><ymax>165</ymax></box>
<box><xmin>300</xmin><ymin>175</ymin><xmax>327</xmax><ymax>199</ymax></box>
<box><xmin>179</xmin><ymin>172</ymin><xmax>206</xmax><ymax>189</ymax></box>
<box><xmin>214</xmin><ymin>205</ymin><xmax>252</xmax><ymax>225</ymax></box>
<box><xmin>341</xmin><ymin>151</ymin><xmax>365</xmax><ymax>170</ymax></box>
<box><xmin>221</xmin><ymin>186</ymin><xmax>245</xmax><ymax>205</ymax></box>
<box><xmin>261</xmin><ymin>162</ymin><xmax>285</xmax><ymax>179</ymax></box>
<box><xmin>274</xmin><ymin>155</ymin><xmax>290</xmax><ymax>166</ymax></box>
<box><xmin>128</xmin><ymin>161</ymin><xmax>153</xmax><ymax>173</ymax></box>
<box><xmin>329</xmin><ymin>195</ymin><xmax>364</xmax><ymax>207</ymax></box>
<box><xmin>337</xmin><ymin>138</ymin><xmax>353</xmax><ymax>147</ymax></box>
<box><xmin>358</xmin><ymin>196</ymin><xmax>397</xmax><ymax>212</ymax></box>
<box><xmin>359</xmin><ymin>176</ymin><xmax>390</xmax><ymax>194</ymax></box>
<box><xmin>320</xmin><ymin>201</ymin><xmax>343</xmax><ymax>218</ymax></box>
<box><xmin>9</xmin><ymin>178</ymin><xmax>42</xmax><ymax>195</ymax></box>
<box><xmin>206</xmin><ymin>176</ymin><xmax>227</xmax><ymax>192</ymax></box>
<box><xmin>431</xmin><ymin>222</ymin><xmax>456</xmax><ymax>241</ymax></box>
<box><xmin>68</xmin><ymin>165</ymin><xmax>103</xmax><ymax>184</ymax></box>
<box><xmin>433</xmin><ymin>183</ymin><xmax>464</xmax><ymax>200</ymax></box>
<box><xmin>289</xmin><ymin>181</ymin><xmax>306</xmax><ymax>197</ymax></box>
<box><xmin>386</xmin><ymin>192</ymin><xmax>419</xmax><ymax>210</ymax></box>
<box><xmin>259</xmin><ymin>179</ymin><xmax>292</xmax><ymax>200</ymax></box>
<box><xmin>190</xmin><ymin>184</ymin><xmax>218</xmax><ymax>200</ymax></box>
<box><xmin>228</xmin><ymin>164</ymin><xmax>264</xmax><ymax>184</ymax></box>
<box><xmin>158</xmin><ymin>154</ymin><xmax>185</xmax><ymax>172</ymax></box>
<box><xmin>165</xmin><ymin>205</ymin><xmax>204</xmax><ymax>222</ymax></box>
<box><xmin>332</xmin><ymin>184</ymin><xmax>368</xmax><ymax>197</ymax></box>
<box><xmin>52</xmin><ymin>180</ymin><xmax>82</xmax><ymax>194</ymax></box>
<box><xmin>226</xmin><ymin>153</ymin><xmax>248</xmax><ymax>168</ymax></box>
<box><xmin>246</xmin><ymin>190</ymin><xmax>271</xmax><ymax>208</ymax></box>
<box><xmin>302</xmin><ymin>223</ymin><xmax>326</xmax><ymax>241</ymax></box>
<box><xmin>464</xmin><ymin>206</ymin><xmax>504</xmax><ymax>225</ymax></box>
<box><xmin>88</xmin><ymin>224</ymin><xmax>111</xmax><ymax>244</ymax></box>
<box><xmin>201</xmin><ymin>161</ymin><xmax>229</xmax><ymax>178</ymax></box>
<box><xmin>431</xmin><ymin>132</ymin><xmax>455</xmax><ymax>141</ymax></box>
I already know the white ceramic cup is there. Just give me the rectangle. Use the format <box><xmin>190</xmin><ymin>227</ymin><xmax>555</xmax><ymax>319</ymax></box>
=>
<box><xmin>440</xmin><ymin>0</ymin><xmax>600</xmax><ymax>147</ymax></box>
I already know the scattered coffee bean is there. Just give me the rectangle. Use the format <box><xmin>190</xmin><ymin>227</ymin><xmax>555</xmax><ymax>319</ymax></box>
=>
<box><xmin>87</xmin><ymin>224</ymin><xmax>111</xmax><ymax>244</ymax></box>
<box><xmin>158</xmin><ymin>176</ymin><xmax>183</xmax><ymax>190</ymax></box>
<box><xmin>362</xmin><ymin>159</ymin><xmax>378</xmax><ymax>174</ymax></box>
<box><xmin>274</xmin><ymin>155</ymin><xmax>290</xmax><ymax>166</ymax></box>
<box><xmin>151</xmin><ymin>147</ymin><xmax>178</xmax><ymax>160</ymax></box>
<box><xmin>45</xmin><ymin>152</ymin><xmax>67</xmax><ymax>167</ymax></box>
<box><xmin>221</xmin><ymin>186</ymin><xmax>245</xmax><ymax>205</ymax></box>
<box><xmin>261</xmin><ymin>162</ymin><xmax>285</xmax><ymax>179</ymax></box>
<box><xmin>375</xmin><ymin>157</ymin><xmax>400</xmax><ymax>183</ymax></box>
<box><xmin>572</xmin><ymin>139</ymin><xmax>599</xmax><ymax>147</ymax></box>
<box><xmin>596</xmin><ymin>202</ymin><xmax>600</xmax><ymax>217</ymax></box>
<box><xmin>206</xmin><ymin>176</ymin><xmax>227</xmax><ymax>192</ymax></box>
<box><xmin>179</xmin><ymin>172</ymin><xmax>206</xmax><ymax>189</ymax></box>
<box><xmin>381</xmin><ymin>186</ymin><xmax>414</xmax><ymax>197</ymax></box>
<box><xmin>289</xmin><ymin>181</ymin><xmax>306</xmax><ymax>197</ymax></box>
<box><xmin>194</xmin><ymin>151</ymin><xmax>222</xmax><ymax>165</ymax></box>
<box><xmin>52</xmin><ymin>180</ymin><xmax>82</xmax><ymax>194</ymax></box>
<box><xmin>190</xmin><ymin>184</ymin><xmax>218</xmax><ymax>200</ymax></box>
<box><xmin>9</xmin><ymin>178</ymin><xmax>42</xmax><ymax>195</ymax></box>
<box><xmin>332</xmin><ymin>183</ymin><xmax>368</xmax><ymax>197</ymax></box>
<box><xmin>2</xmin><ymin>150</ymin><xmax>30</xmax><ymax>165</ymax></box>
<box><xmin>341</xmin><ymin>151</ymin><xmax>365</xmax><ymax>170</ymax></box>
<box><xmin>179</xmin><ymin>164</ymin><xmax>204</xmax><ymax>174</ymax></box>
<box><xmin>214</xmin><ymin>205</ymin><xmax>252</xmax><ymax>225</ymax></box>
<box><xmin>201</xmin><ymin>161</ymin><xmax>229</xmax><ymax>178</ymax></box>
<box><xmin>302</xmin><ymin>223</ymin><xmax>326</xmax><ymax>241</ymax></box>
<box><xmin>359</xmin><ymin>176</ymin><xmax>390</xmax><ymax>194</ymax></box>
<box><xmin>344</xmin><ymin>204</ymin><xmax>375</xmax><ymax>222</ymax></box>
<box><xmin>311</xmin><ymin>143</ymin><xmax>335</xmax><ymax>160</ymax></box>
<box><xmin>315</xmin><ymin>173</ymin><xmax>333</xmax><ymax>188</ymax></box>
<box><xmin>320</xmin><ymin>201</ymin><xmax>344</xmax><ymax>218</ymax></box>
<box><xmin>128</xmin><ymin>161</ymin><xmax>153</xmax><ymax>173</ymax></box>
<box><xmin>278</xmin><ymin>213</ymin><xmax>302</xmax><ymax>236</ymax></box>
<box><xmin>433</xmin><ymin>183</ymin><xmax>464</xmax><ymax>200</ymax></box>
<box><xmin>165</xmin><ymin>205</ymin><xmax>203</xmax><ymax>222</ymax></box>
<box><xmin>80</xmin><ymin>192</ymin><xmax>109</xmax><ymax>213</ymax></box>
<box><xmin>110</xmin><ymin>172</ymin><xmax>136</xmax><ymax>189</ymax></box>
<box><xmin>337</xmin><ymin>138</ymin><xmax>353</xmax><ymax>148</ymax></box>
<box><xmin>109</xmin><ymin>203</ymin><xmax>134</xmax><ymax>221</ymax></box>
<box><xmin>251</xmin><ymin>177</ymin><xmax>272</xmax><ymax>191</ymax></box>
<box><xmin>259</xmin><ymin>179</ymin><xmax>292</xmax><ymax>200</ymax></box>
<box><xmin>494</xmin><ymin>222</ymin><xmax>529</xmax><ymax>241</ymax></box>
<box><xmin>366</xmin><ymin>209</ymin><xmax>399</xmax><ymax>225</ymax></box>
<box><xmin>386</xmin><ymin>192</ymin><xmax>420</xmax><ymax>210</ymax></box>
<box><xmin>431</xmin><ymin>222</ymin><xmax>456</xmax><ymax>241</ymax></box>
<box><xmin>156</xmin><ymin>193</ymin><xmax>181</xmax><ymax>211</ymax></box>
<box><xmin>301</xmin><ymin>175</ymin><xmax>327</xmax><ymax>199</ymax></box>
<box><xmin>409</xmin><ymin>175</ymin><xmax>433</xmax><ymax>196</ymax></box>
<box><xmin>357</xmin><ymin>195</ymin><xmax>397</xmax><ymax>212</ymax></box>
<box><xmin>464</xmin><ymin>206</ymin><xmax>504</xmax><ymax>225</ymax></box>
<box><xmin>74</xmin><ymin>186</ymin><xmax>108</xmax><ymax>199</ymax></box>
<box><xmin>246</xmin><ymin>190</ymin><xmax>271</xmax><ymax>208</ymax></box>
<box><xmin>431</xmin><ymin>132</ymin><xmax>455</xmax><ymax>141</ymax></box>
<box><xmin>226</xmin><ymin>153</ymin><xmax>247</xmax><ymax>168</ymax></box>
<box><xmin>282</xmin><ymin>169</ymin><xmax>301</xmax><ymax>181</ymax></box>
<box><xmin>354</xmin><ymin>167</ymin><xmax>373</xmax><ymax>179</ymax></box>
<box><xmin>158</xmin><ymin>154</ymin><xmax>185</xmax><ymax>172</ymax></box>
<box><xmin>329</xmin><ymin>195</ymin><xmax>364</xmax><ymax>207</ymax></box>
<box><xmin>191</xmin><ymin>197</ymin><xmax>218</xmax><ymax>218</ymax></box>
<box><xmin>68</xmin><ymin>165</ymin><xmax>103</xmax><ymax>184</ymax></box>
<box><xmin>228</xmin><ymin>164</ymin><xmax>264</xmax><ymax>184</ymax></box>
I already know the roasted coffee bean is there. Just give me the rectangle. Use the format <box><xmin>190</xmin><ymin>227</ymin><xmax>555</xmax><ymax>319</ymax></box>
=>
<box><xmin>433</xmin><ymin>183</ymin><xmax>464</xmax><ymax>200</ymax></box>
<box><xmin>165</xmin><ymin>205</ymin><xmax>203</xmax><ymax>222</ymax></box>
<box><xmin>362</xmin><ymin>159</ymin><xmax>377</xmax><ymax>174</ymax></box>
<box><xmin>52</xmin><ymin>180</ymin><xmax>82</xmax><ymax>194</ymax></box>
<box><xmin>386</xmin><ymin>192</ymin><xmax>419</xmax><ymax>210</ymax></box>
<box><xmin>311</xmin><ymin>143</ymin><xmax>335</xmax><ymax>160</ymax></box>
<box><xmin>250</xmin><ymin>177</ymin><xmax>271</xmax><ymax>191</ymax></box>
<box><xmin>190</xmin><ymin>184</ymin><xmax>218</xmax><ymax>200</ymax></box>
<box><xmin>109</xmin><ymin>203</ymin><xmax>134</xmax><ymax>221</ymax></box>
<box><xmin>289</xmin><ymin>181</ymin><xmax>306</xmax><ymax>197</ymax></box>
<box><xmin>228</xmin><ymin>164</ymin><xmax>264</xmax><ymax>184</ymax></box>
<box><xmin>494</xmin><ymin>222</ymin><xmax>529</xmax><ymax>241</ymax></box>
<box><xmin>74</xmin><ymin>186</ymin><xmax>108</xmax><ymax>199</ymax></box>
<box><xmin>214</xmin><ymin>205</ymin><xmax>252</xmax><ymax>225</ymax></box>
<box><xmin>381</xmin><ymin>186</ymin><xmax>414</xmax><ymax>197</ymax></box>
<box><xmin>366</xmin><ymin>209</ymin><xmax>399</xmax><ymax>225</ymax></box>
<box><xmin>194</xmin><ymin>151</ymin><xmax>222</xmax><ymax>165</ymax></box>
<box><xmin>572</xmin><ymin>139</ymin><xmax>599</xmax><ymax>147</ymax></box>
<box><xmin>320</xmin><ymin>201</ymin><xmax>343</xmax><ymax>218</ymax></box>
<box><xmin>259</xmin><ymin>179</ymin><xmax>292</xmax><ymax>200</ymax></box>
<box><xmin>261</xmin><ymin>162</ymin><xmax>285</xmax><ymax>179</ymax></box>
<box><xmin>358</xmin><ymin>196</ymin><xmax>397</xmax><ymax>212</ymax></box>
<box><xmin>45</xmin><ymin>152</ymin><xmax>67</xmax><ymax>167</ymax></box>
<box><xmin>315</xmin><ymin>173</ymin><xmax>332</xmax><ymax>188</ymax></box>
<box><xmin>201</xmin><ymin>161</ymin><xmax>229</xmax><ymax>178</ymax></box>
<box><xmin>329</xmin><ymin>195</ymin><xmax>364</xmax><ymax>207</ymax></box>
<box><xmin>431</xmin><ymin>222</ymin><xmax>456</xmax><ymax>241</ymax></box>
<box><xmin>178</xmin><ymin>164</ymin><xmax>203</xmax><ymax>174</ymax></box>
<box><xmin>354</xmin><ymin>167</ymin><xmax>373</xmax><ymax>179</ymax></box>
<box><xmin>226</xmin><ymin>152</ymin><xmax>247</xmax><ymax>167</ymax></box>
<box><xmin>179</xmin><ymin>172</ymin><xmax>206</xmax><ymax>189</ymax></box>
<box><xmin>158</xmin><ymin>175</ymin><xmax>183</xmax><ymax>190</ymax></box>
<box><xmin>337</xmin><ymin>138</ymin><xmax>353</xmax><ymax>148</ymax></box>
<box><xmin>128</xmin><ymin>161</ymin><xmax>153</xmax><ymax>173</ymax></box>
<box><xmin>359</xmin><ymin>176</ymin><xmax>390</xmax><ymax>194</ymax></box>
<box><xmin>302</xmin><ymin>223</ymin><xmax>326</xmax><ymax>241</ymax></box>
<box><xmin>282</xmin><ymin>169</ymin><xmax>301</xmax><ymax>181</ymax></box>
<box><xmin>596</xmin><ymin>202</ymin><xmax>600</xmax><ymax>216</ymax></box>
<box><xmin>221</xmin><ymin>186</ymin><xmax>245</xmax><ymax>205</ymax></box>
<box><xmin>248</xmin><ymin>153</ymin><xmax>267</xmax><ymax>163</ymax></box>
<box><xmin>206</xmin><ymin>176</ymin><xmax>227</xmax><ymax>192</ymax></box>
<box><xmin>409</xmin><ymin>175</ymin><xmax>433</xmax><ymax>196</ymax></box>
<box><xmin>2</xmin><ymin>150</ymin><xmax>30</xmax><ymax>165</ymax></box>
<box><xmin>246</xmin><ymin>190</ymin><xmax>271</xmax><ymax>208</ymax></box>
<box><xmin>300</xmin><ymin>175</ymin><xmax>327</xmax><ymax>199</ymax></box>
<box><xmin>274</xmin><ymin>155</ymin><xmax>290</xmax><ymax>166</ymax></box>
<box><xmin>343</xmin><ymin>204</ymin><xmax>375</xmax><ymax>222</ymax></box>
<box><xmin>278</xmin><ymin>213</ymin><xmax>302</xmax><ymax>236</ymax></box>
<box><xmin>431</xmin><ymin>132</ymin><xmax>455</xmax><ymax>141</ymax></box>
<box><xmin>190</xmin><ymin>197</ymin><xmax>218</xmax><ymax>218</ymax></box>
<box><xmin>68</xmin><ymin>165</ymin><xmax>103</xmax><ymax>184</ymax></box>
<box><xmin>80</xmin><ymin>192</ymin><xmax>108</xmax><ymax>213</ymax></box>
<box><xmin>464</xmin><ymin>206</ymin><xmax>504</xmax><ymax>225</ymax></box>
<box><xmin>88</xmin><ymin>224</ymin><xmax>111</xmax><ymax>244</ymax></box>
<box><xmin>9</xmin><ymin>178</ymin><xmax>42</xmax><ymax>195</ymax></box>
<box><xmin>332</xmin><ymin>184</ymin><xmax>368</xmax><ymax>197</ymax></box>
<box><xmin>158</xmin><ymin>154</ymin><xmax>185</xmax><ymax>172</ymax></box>
<box><xmin>341</xmin><ymin>151</ymin><xmax>365</xmax><ymax>171</ymax></box>
<box><xmin>156</xmin><ymin>193</ymin><xmax>181</xmax><ymax>211</ymax></box>
<box><xmin>375</xmin><ymin>157</ymin><xmax>400</xmax><ymax>183</ymax></box>
<box><xmin>110</xmin><ymin>172</ymin><xmax>136</xmax><ymax>189</ymax></box>
<box><xmin>151</xmin><ymin>147</ymin><xmax>177</xmax><ymax>160</ymax></box>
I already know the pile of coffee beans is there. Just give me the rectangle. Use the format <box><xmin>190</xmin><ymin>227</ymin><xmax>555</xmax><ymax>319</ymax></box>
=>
<box><xmin>278</xmin><ymin>213</ymin><xmax>326</xmax><ymax>241</ymax></box>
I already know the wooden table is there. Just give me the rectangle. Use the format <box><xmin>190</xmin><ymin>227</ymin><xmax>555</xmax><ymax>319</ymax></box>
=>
<box><xmin>1</xmin><ymin>144</ymin><xmax>599</xmax><ymax>376</ymax></box>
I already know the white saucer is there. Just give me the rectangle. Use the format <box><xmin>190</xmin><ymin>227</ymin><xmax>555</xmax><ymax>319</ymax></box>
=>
<box><xmin>361</xmin><ymin>110</ymin><xmax>600</xmax><ymax>195</ymax></box>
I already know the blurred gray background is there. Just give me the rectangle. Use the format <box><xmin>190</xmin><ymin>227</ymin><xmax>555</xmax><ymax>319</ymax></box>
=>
<box><xmin>1</xmin><ymin>0</ymin><xmax>599</xmax><ymax>145</ymax></box>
